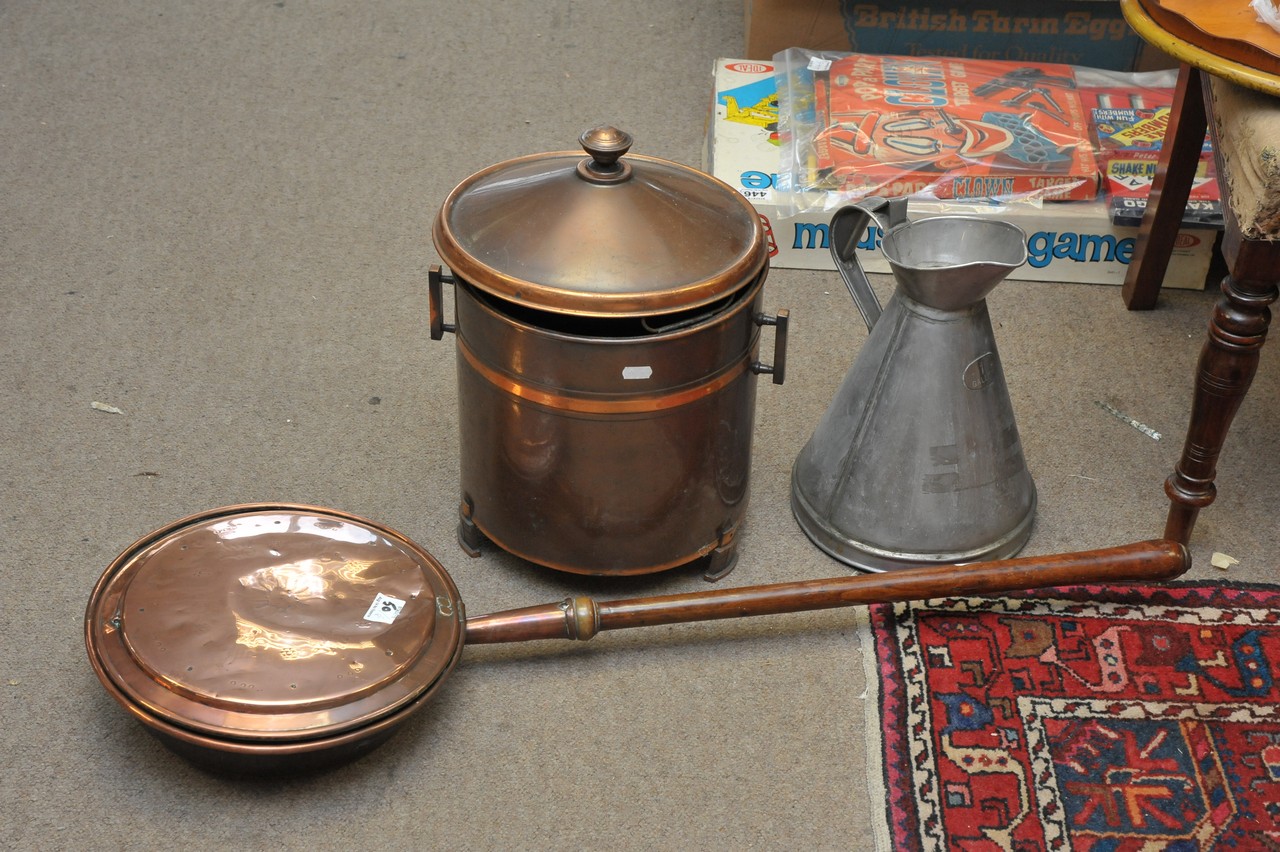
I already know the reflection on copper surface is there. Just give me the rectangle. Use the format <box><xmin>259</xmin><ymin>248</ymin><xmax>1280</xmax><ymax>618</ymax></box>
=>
<box><xmin>234</xmin><ymin>614</ymin><xmax>375</xmax><ymax>660</ymax></box>
<box><xmin>238</xmin><ymin>558</ymin><xmax>376</xmax><ymax>600</ymax></box>
<box><xmin>234</xmin><ymin>556</ymin><xmax>388</xmax><ymax>659</ymax></box>
<box><xmin>210</xmin><ymin>513</ymin><xmax>381</xmax><ymax>545</ymax></box>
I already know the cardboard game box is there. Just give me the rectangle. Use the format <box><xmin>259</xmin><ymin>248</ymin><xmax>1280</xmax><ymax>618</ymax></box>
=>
<box><xmin>798</xmin><ymin>53</ymin><xmax>1099</xmax><ymax>203</ymax></box>
<box><xmin>704</xmin><ymin>58</ymin><xmax>1215</xmax><ymax>288</ymax></box>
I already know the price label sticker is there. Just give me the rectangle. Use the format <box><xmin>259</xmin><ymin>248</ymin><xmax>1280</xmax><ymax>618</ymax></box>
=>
<box><xmin>363</xmin><ymin>592</ymin><xmax>407</xmax><ymax>624</ymax></box>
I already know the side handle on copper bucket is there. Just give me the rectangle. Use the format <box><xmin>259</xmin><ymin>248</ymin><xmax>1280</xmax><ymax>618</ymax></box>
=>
<box><xmin>428</xmin><ymin>264</ymin><xmax>457</xmax><ymax>340</ymax></box>
<box><xmin>751</xmin><ymin>308</ymin><xmax>790</xmax><ymax>385</ymax></box>
<box><xmin>828</xmin><ymin>196</ymin><xmax>907</xmax><ymax>332</ymax></box>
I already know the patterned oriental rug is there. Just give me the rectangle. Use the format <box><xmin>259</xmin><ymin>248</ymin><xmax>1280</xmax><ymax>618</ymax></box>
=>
<box><xmin>867</xmin><ymin>583</ymin><xmax>1280</xmax><ymax>851</ymax></box>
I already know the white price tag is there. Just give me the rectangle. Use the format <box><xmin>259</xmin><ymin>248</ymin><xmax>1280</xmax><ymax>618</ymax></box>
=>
<box><xmin>363</xmin><ymin>592</ymin><xmax>407</xmax><ymax>624</ymax></box>
<box><xmin>622</xmin><ymin>365</ymin><xmax>653</xmax><ymax>380</ymax></box>
<box><xmin>807</xmin><ymin>57</ymin><xmax>833</xmax><ymax>72</ymax></box>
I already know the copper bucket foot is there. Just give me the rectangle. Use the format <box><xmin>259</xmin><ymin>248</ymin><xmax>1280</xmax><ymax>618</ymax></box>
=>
<box><xmin>702</xmin><ymin>523</ymin><xmax>740</xmax><ymax>582</ymax></box>
<box><xmin>458</xmin><ymin>495</ymin><xmax>483</xmax><ymax>558</ymax></box>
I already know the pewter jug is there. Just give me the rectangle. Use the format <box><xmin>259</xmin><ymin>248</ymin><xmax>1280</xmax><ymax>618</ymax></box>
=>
<box><xmin>791</xmin><ymin>198</ymin><xmax>1036</xmax><ymax>572</ymax></box>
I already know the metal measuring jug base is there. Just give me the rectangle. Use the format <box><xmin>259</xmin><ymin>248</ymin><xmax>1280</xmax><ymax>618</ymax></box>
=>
<box><xmin>790</xmin><ymin>478</ymin><xmax>1037</xmax><ymax>573</ymax></box>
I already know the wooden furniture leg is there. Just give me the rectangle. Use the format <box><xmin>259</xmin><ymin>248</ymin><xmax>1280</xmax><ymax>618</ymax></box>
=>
<box><xmin>1164</xmin><ymin>231</ymin><xmax>1279</xmax><ymax>543</ymax></box>
<box><xmin>1122</xmin><ymin>64</ymin><xmax>1209</xmax><ymax>310</ymax></box>
<box><xmin>1160</xmin><ymin>75</ymin><xmax>1280</xmax><ymax>543</ymax></box>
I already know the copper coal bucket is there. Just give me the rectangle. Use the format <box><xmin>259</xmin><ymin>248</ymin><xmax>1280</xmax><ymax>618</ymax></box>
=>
<box><xmin>429</xmin><ymin>127</ymin><xmax>788</xmax><ymax>579</ymax></box>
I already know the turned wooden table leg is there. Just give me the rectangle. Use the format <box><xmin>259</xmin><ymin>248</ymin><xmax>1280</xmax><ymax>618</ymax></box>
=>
<box><xmin>1122</xmin><ymin>64</ymin><xmax>1208</xmax><ymax>311</ymax></box>
<box><xmin>1164</xmin><ymin>258</ymin><xmax>1277</xmax><ymax>543</ymax></box>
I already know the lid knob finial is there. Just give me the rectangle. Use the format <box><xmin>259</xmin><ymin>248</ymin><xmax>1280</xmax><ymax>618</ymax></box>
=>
<box><xmin>578</xmin><ymin>126</ymin><xmax>633</xmax><ymax>183</ymax></box>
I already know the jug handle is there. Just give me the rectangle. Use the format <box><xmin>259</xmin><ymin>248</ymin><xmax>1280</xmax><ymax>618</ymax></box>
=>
<box><xmin>828</xmin><ymin>197</ymin><xmax>907</xmax><ymax>332</ymax></box>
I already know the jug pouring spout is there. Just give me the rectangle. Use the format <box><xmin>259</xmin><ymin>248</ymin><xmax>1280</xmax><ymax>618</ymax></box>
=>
<box><xmin>882</xmin><ymin>216</ymin><xmax>1028</xmax><ymax>311</ymax></box>
<box><xmin>828</xmin><ymin>197</ymin><xmax>908</xmax><ymax>332</ymax></box>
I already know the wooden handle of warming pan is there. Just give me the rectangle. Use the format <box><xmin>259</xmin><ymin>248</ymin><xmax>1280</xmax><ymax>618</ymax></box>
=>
<box><xmin>463</xmin><ymin>539</ymin><xmax>1189</xmax><ymax>644</ymax></box>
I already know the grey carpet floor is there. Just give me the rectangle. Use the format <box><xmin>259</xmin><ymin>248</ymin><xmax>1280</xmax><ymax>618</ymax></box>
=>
<box><xmin>3</xmin><ymin>2</ymin><xmax>1277</xmax><ymax>849</ymax></box>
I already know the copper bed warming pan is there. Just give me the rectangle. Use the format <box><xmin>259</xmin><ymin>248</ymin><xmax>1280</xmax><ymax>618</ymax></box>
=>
<box><xmin>430</xmin><ymin>127</ymin><xmax>787</xmax><ymax>580</ymax></box>
<box><xmin>85</xmin><ymin>503</ymin><xmax>1188</xmax><ymax>775</ymax></box>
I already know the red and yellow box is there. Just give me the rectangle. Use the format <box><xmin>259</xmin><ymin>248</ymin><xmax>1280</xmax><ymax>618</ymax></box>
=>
<box><xmin>1083</xmin><ymin>85</ymin><xmax>1221</xmax><ymax>227</ymax></box>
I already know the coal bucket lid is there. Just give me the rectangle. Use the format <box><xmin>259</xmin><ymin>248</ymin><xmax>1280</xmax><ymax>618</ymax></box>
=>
<box><xmin>433</xmin><ymin>127</ymin><xmax>767</xmax><ymax>318</ymax></box>
<box><xmin>85</xmin><ymin>504</ymin><xmax>464</xmax><ymax>746</ymax></box>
